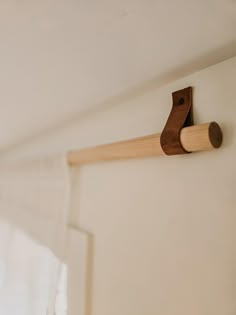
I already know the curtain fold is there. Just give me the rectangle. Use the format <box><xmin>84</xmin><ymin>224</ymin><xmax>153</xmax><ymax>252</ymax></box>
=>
<box><xmin>0</xmin><ymin>156</ymin><xmax>71</xmax><ymax>314</ymax></box>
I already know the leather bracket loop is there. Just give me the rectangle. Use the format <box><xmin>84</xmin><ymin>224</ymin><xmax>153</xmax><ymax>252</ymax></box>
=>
<box><xmin>160</xmin><ymin>86</ymin><xmax>193</xmax><ymax>155</ymax></box>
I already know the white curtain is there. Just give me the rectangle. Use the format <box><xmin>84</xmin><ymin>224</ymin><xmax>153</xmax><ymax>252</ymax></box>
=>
<box><xmin>0</xmin><ymin>156</ymin><xmax>72</xmax><ymax>314</ymax></box>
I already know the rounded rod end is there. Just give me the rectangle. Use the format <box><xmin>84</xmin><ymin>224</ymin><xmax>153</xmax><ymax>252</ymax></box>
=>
<box><xmin>208</xmin><ymin>122</ymin><xmax>223</xmax><ymax>149</ymax></box>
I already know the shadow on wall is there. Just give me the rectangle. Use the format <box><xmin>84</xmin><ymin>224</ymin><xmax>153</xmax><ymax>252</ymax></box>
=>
<box><xmin>69</xmin><ymin>168</ymin><xmax>95</xmax><ymax>315</ymax></box>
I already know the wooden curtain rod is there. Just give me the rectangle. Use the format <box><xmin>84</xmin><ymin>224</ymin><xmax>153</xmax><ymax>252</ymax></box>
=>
<box><xmin>68</xmin><ymin>87</ymin><xmax>223</xmax><ymax>166</ymax></box>
<box><xmin>68</xmin><ymin>122</ymin><xmax>222</xmax><ymax>166</ymax></box>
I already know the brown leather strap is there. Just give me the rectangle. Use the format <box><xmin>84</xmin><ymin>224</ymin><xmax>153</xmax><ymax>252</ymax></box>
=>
<box><xmin>160</xmin><ymin>87</ymin><xmax>193</xmax><ymax>155</ymax></box>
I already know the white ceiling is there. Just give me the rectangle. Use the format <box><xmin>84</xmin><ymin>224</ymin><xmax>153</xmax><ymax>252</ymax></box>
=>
<box><xmin>0</xmin><ymin>0</ymin><xmax>236</xmax><ymax>150</ymax></box>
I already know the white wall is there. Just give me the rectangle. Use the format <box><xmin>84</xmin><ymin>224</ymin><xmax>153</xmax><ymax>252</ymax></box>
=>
<box><xmin>3</xmin><ymin>56</ymin><xmax>236</xmax><ymax>315</ymax></box>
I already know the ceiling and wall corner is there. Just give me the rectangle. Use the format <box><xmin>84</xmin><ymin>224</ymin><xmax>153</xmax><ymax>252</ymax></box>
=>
<box><xmin>0</xmin><ymin>0</ymin><xmax>236</xmax><ymax>151</ymax></box>
<box><xmin>1</xmin><ymin>4</ymin><xmax>236</xmax><ymax>314</ymax></box>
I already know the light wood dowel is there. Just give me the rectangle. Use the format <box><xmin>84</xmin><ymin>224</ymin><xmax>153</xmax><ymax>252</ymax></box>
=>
<box><xmin>68</xmin><ymin>122</ymin><xmax>222</xmax><ymax>165</ymax></box>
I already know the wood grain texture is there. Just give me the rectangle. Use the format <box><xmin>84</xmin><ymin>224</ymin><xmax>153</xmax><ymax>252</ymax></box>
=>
<box><xmin>180</xmin><ymin>122</ymin><xmax>222</xmax><ymax>152</ymax></box>
<box><xmin>68</xmin><ymin>122</ymin><xmax>222</xmax><ymax>165</ymax></box>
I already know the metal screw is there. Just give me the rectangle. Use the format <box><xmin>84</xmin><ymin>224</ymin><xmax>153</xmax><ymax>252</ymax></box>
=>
<box><xmin>178</xmin><ymin>97</ymin><xmax>185</xmax><ymax>105</ymax></box>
